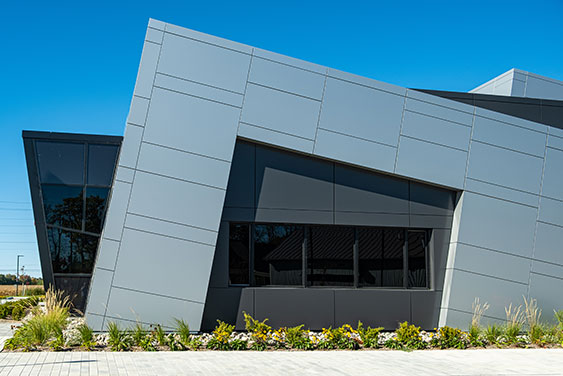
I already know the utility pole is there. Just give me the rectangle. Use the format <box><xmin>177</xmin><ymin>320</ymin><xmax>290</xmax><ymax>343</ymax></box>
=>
<box><xmin>15</xmin><ymin>255</ymin><xmax>23</xmax><ymax>296</ymax></box>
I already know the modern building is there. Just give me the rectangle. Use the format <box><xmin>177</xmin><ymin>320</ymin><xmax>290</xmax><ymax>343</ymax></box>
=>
<box><xmin>24</xmin><ymin>19</ymin><xmax>563</xmax><ymax>332</ymax></box>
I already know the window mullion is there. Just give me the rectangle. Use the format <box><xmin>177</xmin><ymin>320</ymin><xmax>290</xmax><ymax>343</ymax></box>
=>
<box><xmin>403</xmin><ymin>229</ymin><xmax>408</xmax><ymax>289</ymax></box>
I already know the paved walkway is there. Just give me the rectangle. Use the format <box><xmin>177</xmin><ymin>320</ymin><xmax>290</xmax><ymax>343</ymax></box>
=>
<box><xmin>0</xmin><ymin>322</ymin><xmax>16</xmax><ymax>351</ymax></box>
<box><xmin>0</xmin><ymin>348</ymin><xmax>561</xmax><ymax>375</ymax></box>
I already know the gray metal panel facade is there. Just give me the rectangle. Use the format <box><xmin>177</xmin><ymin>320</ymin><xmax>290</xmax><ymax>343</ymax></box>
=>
<box><xmin>85</xmin><ymin>19</ymin><xmax>563</xmax><ymax>331</ymax></box>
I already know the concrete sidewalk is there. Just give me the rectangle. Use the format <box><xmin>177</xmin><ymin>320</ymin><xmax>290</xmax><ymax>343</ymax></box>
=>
<box><xmin>0</xmin><ymin>348</ymin><xmax>561</xmax><ymax>376</ymax></box>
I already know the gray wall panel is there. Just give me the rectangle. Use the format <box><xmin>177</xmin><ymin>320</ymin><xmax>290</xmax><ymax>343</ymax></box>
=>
<box><xmin>401</xmin><ymin>111</ymin><xmax>471</xmax><ymax>151</ymax></box>
<box><xmin>224</xmin><ymin>141</ymin><xmax>255</xmax><ymax>209</ymax></box>
<box><xmin>248</xmin><ymin>57</ymin><xmax>326</xmax><ymax>100</ymax></box>
<box><xmin>395</xmin><ymin>136</ymin><xmax>467</xmax><ymax>189</ymax></box>
<box><xmin>112</xmin><ymin>228</ymin><xmax>214</xmax><ymax>303</ymax></box>
<box><xmin>254</xmin><ymin>289</ymin><xmax>334</xmax><ymax>330</ymax></box>
<box><xmin>446</xmin><ymin>269</ymin><xmax>529</xmax><ymax>320</ymax></box>
<box><xmin>466</xmin><ymin>141</ymin><xmax>543</xmax><ymax>194</ymax></box>
<box><xmin>241</xmin><ymin>83</ymin><xmax>321</xmax><ymax>140</ymax></box>
<box><xmin>238</xmin><ymin>123</ymin><xmax>315</xmax><ymax>154</ymax></box>
<box><xmin>411</xmin><ymin>291</ymin><xmax>442</xmax><ymax>330</ymax></box>
<box><xmin>334</xmin><ymin>290</ymin><xmax>410</xmax><ymax>330</ymax></box>
<box><xmin>528</xmin><ymin>273</ymin><xmax>563</xmax><ymax>324</ymax></box>
<box><xmin>538</xmin><ymin>196</ymin><xmax>563</xmax><ymax>227</ymax></box>
<box><xmin>334</xmin><ymin>164</ymin><xmax>409</xmax><ymax>214</ymax></box>
<box><xmin>319</xmin><ymin>77</ymin><xmax>404</xmax><ymax>146</ymax></box>
<box><xmin>128</xmin><ymin>171</ymin><xmax>225</xmax><ymax>231</ymax></box>
<box><xmin>404</xmin><ymin>95</ymin><xmax>473</xmax><ymax>125</ymax></box>
<box><xmin>314</xmin><ymin>129</ymin><xmax>397</xmax><ymax>173</ymax></box>
<box><xmin>533</xmin><ymin>222</ymin><xmax>563</xmax><ymax>265</ymax></box>
<box><xmin>542</xmin><ymin>147</ymin><xmax>563</xmax><ymax>201</ymax></box>
<box><xmin>255</xmin><ymin>144</ymin><xmax>333</xmax><ymax>211</ymax></box>
<box><xmin>143</xmin><ymin>88</ymin><xmax>240</xmax><ymax>161</ymax></box>
<box><xmin>158</xmin><ymin>33</ymin><xmax>251</xmax><ymax>93</ymax></box>
<box><xmin>451</xmin><ymin>243</ymin><xmax>531</xmax><ymax>284</ymax></box>
<box><xmin>137</xmin><ymin>142</ymin><xmax>231</xmax><ymax>189</ymax></box>
<box><xmin>105</xmin><ymin>287</ymin><xmax>205</xmax><ymax>329</ymax></box>
<box><xmin>456</xmin><ymin>192</ymin><xmax>537</xmax><ymax>257</ymax></box>
<box><xmin>472</xmin><ymin>115</ymin><xmax>546</xmax><ymax>157</ymax></box>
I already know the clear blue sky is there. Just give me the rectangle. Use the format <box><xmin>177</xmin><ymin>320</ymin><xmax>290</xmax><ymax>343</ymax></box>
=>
<box><xmin>1</xmin><ymin>0</ymin><xmax>562</xmax><ymax>278</ymax></box>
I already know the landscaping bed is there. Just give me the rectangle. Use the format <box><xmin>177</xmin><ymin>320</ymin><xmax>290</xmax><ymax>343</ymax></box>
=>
<box><xmin>3</xmin><ymin>292</ymin><xmax>563</xmax><ymax>352</ymax></box>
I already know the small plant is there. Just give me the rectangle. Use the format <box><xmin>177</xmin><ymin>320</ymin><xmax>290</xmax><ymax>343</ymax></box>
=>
<box><xmin>468</xmin><ymin>298</ymin><xmax>489</xmax><ymax>346</ymax></box>
<box><xmin>174</xmin><ymin>318</ymin><xmax>191</xmax><ymax>347</ymax></box>
<box><xmin>139</xmin><ymin>335</ymin><xmax>157</xmax><ymax>351</ymax></box>
<box><xmin>284</xmin><ymin>325</ymin><xmax>314</xmax><ymax>350</ymax></box>
<box><xmin>107</xmin><ymin>322</ymin><xmax>131</xmax><ymax>351</ymax></box>
<box><xmin>484</xmin><ymin>324</ymin><xmax>503</xmax><ymax>345</ymax></box>
<box><xmin>523</xmin><ymin>296</ymin><xmax>542</xmax><ymax>344</ymax></box>
<box><xmin>356</xmin><ymin>321</ymin><xmax>383</xmax><ymax>349</ymax></box>
<box><xmin>11</xmin><ymin>305</ymin><xmax>25</xmax><ymax>320</ymax></box>
<box><xmin>131</xmin><ymin>322</ymin><xmax>147</xmax><ymax>346</ymax></box>
<box><xmin>152</xmin><ymin>324</ymin><xmax>167</xmax><ymax>347</ymax></box>
<box><xmin>554</xmin><ymin>310</ymin><xmax>563</xmax><ymax>330</ymax></box>
<box><xmin>243</xmin><ymin>312</ymin><xmax>271</xmax><ymax>350</ymax></box>
<box><xmin>318</xmin><ymin>325</ymin><xmax>359</xmax><ymax>350</ymax></box>
<box><xmin>49</xmin><ymin>333</ymin><xmax>65</xmax><ymax>351</ymax></box>
<box><xmin>394</xmin><ymin>321</ymin><xmax>426</xmax><ymax>350</ymax></box>
<box><xmin>207</xmin><ymin>320</ymin><xmax>235</xmax><ymax>350</ymax></box>
<box><xmin>504</xmin><ymin>303</ymin><xmax>524</xmax><ymax>344</ymax></box>
<box><xmin>431</xmin><ymin>326</ymin><xmax>467</xmax><ymax>349</ymax></box>
<box><xmin>77</xmin><ymin>323</ymin><xmax>96</xmax><ymax>350</ymax></box>
<box><xmin>44</xmin><ymin>286</ymin><xmax>72</xmax><ymax>313</ymax></box>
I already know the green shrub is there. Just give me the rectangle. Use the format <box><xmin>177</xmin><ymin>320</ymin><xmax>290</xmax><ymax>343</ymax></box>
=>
<box><xmin>11</xmin><ymin>305</ymin><xmax>25</xmax><ymax>320</ymax></box>
<box><xmin>391</xmin><ymin>321</ymin><xmax>426</xmax><ymax>350</ymax></box>
<box><xmin>484</xmin><ymin>324</ymin><xmax>503</xmax><ymax>345</ymax></box>
<box><xmin>207</xmin><ymin>320</ymin><xmax>235</xmax><ymax>350</ymax></box>
<box><xmin>107</xmin><ymin>322</ymin><xmax>131</xmax><ymax>351</ymax></box>
<box><xmin>554</xmin><ymin>310</ymin><xmax>563</xmax><ymax>331</ymax></box>
<box><xmin>131</xmin><ymin>322</ymin><xmax>147</xmax><ymax>346</ymax></box>
<box><xmin>468</xmin><ymin>324</ymin><xmax>484</xmax><ymax>347</ymax></box>
<box><xmin>77</xmin><ymin>323</ymin><xmax>96</xmax><ymax>350</ymax></box>
<box><xmin>24</xmin><ymin>287</ymin><xmax>44</xmax><ymax>296</ymax></box>
<box><xmin>151</xmin><ymin>324</ymin><xmax>167</xmax><ymax>347</ymax></box>
<box><xmin>357</xmin><ymin>321</ymin><xmax>383</xmax><ymax>348</ymax></box>
<box><xmin>243</xmin><ymin>312</ymin><xmax>270</xmax><ymax>350</ymax></box>
<box><xmin>318</xmin><ymin>325</ymin><xmax>359</xmax><ymax>350</ymax></box>
<box><xmin>284</xmin><ymin>325</ymin><xmax>313</xmax><ymax>350</ymax></box>
<box><xmin>174</xmin><ymin>318</ymin><xmax>191</xmax><ymax>347</ymax></box>
<box><xmin>431</xmin><ymin>326</ymin><xmax>467</xmax><ymax>349</ymax></box>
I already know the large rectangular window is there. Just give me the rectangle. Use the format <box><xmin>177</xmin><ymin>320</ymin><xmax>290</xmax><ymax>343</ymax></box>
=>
<box><xmin>228</xmin><ymin>223</ymin><xmax>250</xmax><ymax>285</ymax></box>
<box><xmin>254</xmin><ymin>224</ymin><xmax>303</xmax><ymax>286</ymax></box>
<box><xmin>228</xmin><ymin>222</ymin><xmax>429</xmax><ymax>289</ymax></box>
<box><xmin>308</xmin><ymin>226</ymin><xmax>354</xmax><ymax>286</ymax></box>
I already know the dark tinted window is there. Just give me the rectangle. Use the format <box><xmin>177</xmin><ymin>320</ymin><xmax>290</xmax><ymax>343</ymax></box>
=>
<box><xmin>88</xmin><ymin>144</ymin><xmax>119</xmax><ymax>186</ymax></box>
<box><xmin>382</xmin><ymin>228</ymin><xmax>404</xmax><ymax>287</ymax></box>
<box><xmin>36</xmin><ymin>141</ymin><xmax>84</xmax><ymax>185</ymax></box>
<box><xmin>254</xmin><ymin>224</ymin><xmax>303</xmax><ymax>286</ymax></box>
<box><xmin>358</xmin><ymin>228</ymin><xmax>383</xmax><ymax>287</ymax></box>
<box><xmin>47</xmin><ymin>228</ymin><xmax>98</xmax><ymax>273</ymax></box>
<box><xmin>229</xmin><ymin>223</ymin><xmax>250</xmax><ymax>285</ymax></box>
<box><xmin>85</xmin><ymin>187</ymin><xmax>109</xmax><ymax>233</ymax></box>
<box><xmin>408</xmin><ymin>231</ymin><xmax>427</xmax><ymax>288</ymax></box>
<box><xmin>308</xmin><ymin>226</ymin><xmax>354</xmax><ymax>286</ymax></box>
<box><xmin>42</xmin><ymin>185</ymin><xmax>83</xmax><ymax>230</ymax></box>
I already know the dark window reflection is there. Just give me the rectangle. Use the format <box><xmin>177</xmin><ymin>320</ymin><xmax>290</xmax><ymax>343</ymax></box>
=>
<box><xmin>358</xmin><ymin>228</ymin><xmax>383</xmax><ymax>286</ymax></box>
<box><xmin>229</xmin><ymin>223</ymin><xmax>250</xmax><ymax>285</ymax></box>
<box><xmin>255</xmin><ymin>224</ymin><xmax>303</xmax><ymax>286</ymax></box>
<box><xmin>408</xmin><ymin>231</ymin><xmax>427</xmax><ymax>288</ymax></box>
<box><xmin>88</xmin><ymin>144</ymin><xmax>119</xmax><ymax>186</ymax></box>
<box><xmin>47</xmin><ymin>228</ymin><xmax>98</xmax><ymax>273</ymax></box>
<box><xmin>36</xmin><ymin>141</ymin><xmax>84</xmax><ymax>185</ymax></box>
<box><xmin>308</xmin><ymin>226</ymin><xmax>354</xmax><ymax>286</ymax></box>
<box><xmin>42</xmin><ymin>185</ymin><xmax>83</xmax><ymax>230</ymax></box>
<box><xmin>382</xmin><ymin>229</ymin><xmax>404</xmax><ymax>287</ymax></box>
<box><xmin>85</xmin><ymin>187</ymin><xmax>109</xmax><ymax>233</ymax></box>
